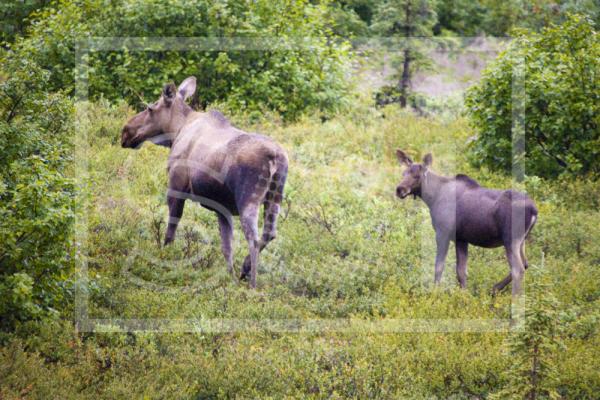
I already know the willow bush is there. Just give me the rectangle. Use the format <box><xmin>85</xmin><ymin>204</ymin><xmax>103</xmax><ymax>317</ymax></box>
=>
<box><xmin>465</xmin><ymin>14</ymin><xmax>599</xmax><ymax>178</ymax></box>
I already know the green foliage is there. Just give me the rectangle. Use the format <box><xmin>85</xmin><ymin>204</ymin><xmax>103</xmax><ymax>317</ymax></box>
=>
<box><xmin>0</xmin><ymin>54</ymin><xmax>76</xmax><ymax>331</ymax></box>
<box><xmin>0</xmin><ymin>0</ymin><xmax>51</xmax><ymax>44</ymax></box>
<box><xmin>465</xmin><ymin>14</ymin><xmax>599</xmax><ymax>178</ymax></box>
<box><xmin>1</xmin><ymin>1</ymin><xmax>599</xmax><ymax>397</ymax></box>
<box><xmin>371</xmin><ymin>0</ymin><xmax>438</xmax><ymax>107</ymax></box>
<box><xmin>326</xmin><ymin>0</ymin><xmax>377</xmax><ymax>36</ymax></box>
<box><xmin>435</xmin><ymin>0</ymin><xmax>600</xmax><ymax>36</ymax></box>
<box><xmin>13</xmin><ymin>0</ymin><xmax>350</xmax><ymax>120</ymax></box>
<box><xmin>434</xmin><ymin>0</ymin><xmax>486</xmax><ymax>35</ymax></box>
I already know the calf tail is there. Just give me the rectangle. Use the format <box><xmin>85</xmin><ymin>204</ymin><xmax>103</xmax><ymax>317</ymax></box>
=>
<box><xmin>525</xmin><ymin>204</ymin><xmax>538</xmax><ymax>239</ymax></box>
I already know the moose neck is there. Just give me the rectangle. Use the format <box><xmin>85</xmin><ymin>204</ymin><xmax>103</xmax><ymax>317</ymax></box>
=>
<box><xmin>419</xmin><ymin>169</ymin><xmax>448</xmax><ymax>208</ymax></box>
<box><xmin>168</xmin><ymin>103</ymin><xmax>194</xmax><ymax>142</ymax></box>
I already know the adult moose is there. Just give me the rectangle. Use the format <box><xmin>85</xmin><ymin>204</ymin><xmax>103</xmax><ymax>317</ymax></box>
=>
<box><xmin>121</xmin><ymin>77</ymin><xmax>288</xmax><ymax>288</ymax></box>
<box><xmin>395</xmin><ymin>150</ymin><xmax>537</xmax><ymax>296</ymax></box>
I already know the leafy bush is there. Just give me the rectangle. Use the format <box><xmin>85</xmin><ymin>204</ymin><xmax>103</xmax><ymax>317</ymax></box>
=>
<box><xmin>14</xmin><ymin>0</ymin><xmax>350</xmax><ymax>120</ymax></box>
<box><xmin>0</xmin><ymin>0</ymin><xmax>51</xmax><ymax>44</ymax></box>
<box><xmin>465</xmin><ymin>14</ymin><xmax>599</xmax><ymax>178</ymax></box>
<box><xmin>0</xmin><ymin>55</ymin><xmax>76</xmax><ymax>331</ymax></box>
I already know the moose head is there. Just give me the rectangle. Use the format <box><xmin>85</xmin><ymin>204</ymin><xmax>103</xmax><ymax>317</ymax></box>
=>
<box><xmin>395</xmin><ymin>149</ymin><xmax>433</xmax><ymax>199</ymax></box>
<box><xmin>121</xmin><ymin>77</ymin><xmax>197</xmax><ymax>149</ymax></box>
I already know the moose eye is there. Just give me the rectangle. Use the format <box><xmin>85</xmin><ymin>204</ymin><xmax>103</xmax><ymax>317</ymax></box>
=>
<box><xmin>147</xmin><ymin>105</ymin><xmax>155</xmax><ymax>114</ymax></box>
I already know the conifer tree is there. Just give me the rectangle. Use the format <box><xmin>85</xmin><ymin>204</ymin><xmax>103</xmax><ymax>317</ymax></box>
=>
<box><xmin>371</xmin><ymin>0</ymin><xmax>437</xmax><ymax>107</ymax></box>
<box><xmin>492</xmin><ymin>263</ymin><xmax>562</xmax><ymax>400</ymax></box>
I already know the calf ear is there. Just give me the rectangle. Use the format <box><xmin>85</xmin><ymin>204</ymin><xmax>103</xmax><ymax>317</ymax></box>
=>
<box><xmin>396</xmin><ymin>149</ymin><xmax>413</xmax><ymax>166</ymax></box>
<box><xmin>177</xmin><ymin>76</ymin><xmax>196</xmax><ymax>101</ymax></box>
<box><xmin>423</xmin><ymin>153</ymin><xmax>433</xmax><ymax>168</ymax></box>
<box><xmin>162</xmin><ymin>83</ymin><xmax>177</xmax><ymax>105</ymax></box>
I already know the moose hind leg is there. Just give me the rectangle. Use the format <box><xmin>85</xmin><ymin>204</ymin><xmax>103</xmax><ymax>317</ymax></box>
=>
<box><xmin>241</xmin><ymin>166</ymin><xmax>286</xmax><ymax>279</ymax></box>
<box><xmin>520</xmin><ymin>240</ymin><xmax>529</xmax><ymax>269</ymax></box>
<box><xmin>434</xmin><ymin>232</ymin><xmax>450</xmax><ymax>285</ymax></box>
<box><xmin>240</xmin><ymin>205</ymin><xmax>260</xmax><ymax>288</ymax></box>
<box><xmin>164</xmin><ymin>195</ymin><xmax>185</xmax><ymax>245</ymax></box>
<box><xmin>506</xmin><ymin>243</ymin><xmax>526</xmax><ymax>296</ymax></box>
<box><xmin>455</xmin><ymin>241</ymin><xmax>468</xmax><ymax>289</ymax></box>
<box><xmin>217</xmin><ymin>213</ymin><xmax>234</xmax><ymax>274</ymax></box>
<box><xmin>492</xmin><ymin>273</ymin><xmax>512</xmax><ymax>295</ymax></box>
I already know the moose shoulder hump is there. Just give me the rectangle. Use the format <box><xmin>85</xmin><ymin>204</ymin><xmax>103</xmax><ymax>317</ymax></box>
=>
<box><xmin>455</xmin><ymin>174</ymin><xmax>480</xmax><ymax>188</ymax></box>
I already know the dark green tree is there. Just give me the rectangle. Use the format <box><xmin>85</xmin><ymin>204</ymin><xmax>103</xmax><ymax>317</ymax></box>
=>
<box><xmin>492</xmin><ymin>265</ymin><xmax>562</xmax><ymax>400</ymax></box>
<box><xmin>0</xmin><ymin>0</ymin><xmax>52</xmax><ymax>44</ymax></box>
<box><xmin>371</xmin><ymin>0</ymin><xmax>437</xmax><ymax>107</ymax></box>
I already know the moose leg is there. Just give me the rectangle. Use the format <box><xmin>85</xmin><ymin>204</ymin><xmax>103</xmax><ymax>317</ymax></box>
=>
<box><xmin>240</xmin><ymin>167</ymin><xmax>286</xmax><ymax>279</ymax></box>
<box><xmin>217</xmin><ymin>213</ymin><xmax>234</xmax><ymax>275</ymax></box>
<box><xmin>492</xmin><ymin>273</ymin><xmax>512</xmax><ymax>294</ymax></box>
<box><xmin>455</xmin><ymin>241</ymin><xmax>468</xmax><ymax>289</ymax></box>
<box><xmin>520</xmin><ymin>240</ymin><xmax>529</xmax><ymax>269</ymax></box>
<box><xmin>493</xmin><ymin>237</ymin><xmax>530</xmax><ymax>294</ymax></box>
<box><xmin>506</xmin><ymin>243</ymin><xmax>526</xmax><ymax>296</ymax></box>
<box><xmin>241</xmin><ymin>202</ymin><xmax>280</xmax><ymax>276</ymax></box>
<box><xmin>240</xmin><ymin>205</ymin><xmax>260</xmax><ymax>288</ymax></box>
<box><xmin>164</xmin><ymin>195</ymin><xmax>185</xmax><ymax>245</ymax></box>
<box><xmin>434</xmin><ymin>232</ymin><xmax>450</xmax><ymax>285</ymax></box>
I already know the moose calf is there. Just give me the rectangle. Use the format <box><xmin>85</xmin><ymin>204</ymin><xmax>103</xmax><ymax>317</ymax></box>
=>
<box><xmin>395</xmin><ymin>150</ymin><xmax>537</xmax><ymax>296</ymax></box>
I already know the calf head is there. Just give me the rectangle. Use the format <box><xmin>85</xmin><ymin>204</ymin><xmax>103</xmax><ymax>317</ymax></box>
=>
<box><xmin>121</xmin><ymin>77</ymin><xmax>197</xmax><ymax>149</ymax></box>
<box><xmin>395</xmin><ymin>149</ymin><xmax>432</xmax><ymax>199</ymax></box>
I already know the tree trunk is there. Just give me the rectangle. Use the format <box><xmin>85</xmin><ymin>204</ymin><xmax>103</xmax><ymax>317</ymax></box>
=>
<box><xmin>399</xmin><ymin>48</ymin><xmax>411</xmax><ymax>108</ymax></box>
<box><xmin>398</xmin><ymin>0</ymin><xmax>413</xmax><ymax>108</ymax></box>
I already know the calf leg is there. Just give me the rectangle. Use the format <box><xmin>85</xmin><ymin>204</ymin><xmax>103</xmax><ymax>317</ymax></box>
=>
<box><xmin>492</xmin><ymin>273</ymin><xmax>512</xmax><ymax>294</ymax></box>
<box><xmin>492</xmin><ymin>239</ymin><xmax>529</xmax><ymax>294</ymax></box>
<box><xmin>240</xmin><ymin>205</ymin><xmax>260</xmax><ymax>288</ymax></box>
<box><xmin>506</xmin><ymin>243</ymin><xmax>526</xmax><ymax>296</ymax></box>
<box><xmin>434</xmin><ymin>232</ymin><xmax>450</xmax><ymax>285</ymax></box>
<box><xmin>217</xmin><ymin>213</ymin><xmax>234</xmax><ymax>275</ymax></box>
<box><xmin>520</xmin><ymin>240</ymin><xmax>529</xmax><ymax>269</ymax></box>
<box><xmin>164</xmin><ymin>196</ymin><xmax>185</xmax><ymax>245</ymax></box>
<box><xmin>455</xmin><ymin>241</ymin><xmax>468</xmax><ymax>289</ymax></box>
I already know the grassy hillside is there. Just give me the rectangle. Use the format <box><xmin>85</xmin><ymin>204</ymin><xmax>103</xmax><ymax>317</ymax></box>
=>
<box><xmin>1</xmin><ymin>102</ymin><xmax>599</xmax><ymax>398</ymax></box>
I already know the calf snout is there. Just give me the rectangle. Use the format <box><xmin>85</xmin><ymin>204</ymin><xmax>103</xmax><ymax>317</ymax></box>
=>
<box><xmin>121</xmin><ymin>126</ymin><xmax>135</xmax><ymax>148</ymax></box>
<box><xmin>396</xmin><ymin>186</ymin><xmax>409</xmax><ymax>198</ymax></box>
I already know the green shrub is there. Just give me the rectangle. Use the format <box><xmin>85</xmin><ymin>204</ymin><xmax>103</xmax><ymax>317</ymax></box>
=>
<box><xmin>0</xmin><ymin>55</ymin><xmax>76</xmax><ymax>331</ymax></box>
<box><xmin>0</xmin><ymin>0</ymin><xmax>51</xmax><ymax>44</ymax></box>
<box><xmin>465</xmin><ymin>14</ymin><xmax>599</xmax><ymax>178</ymax></box>
<box><xmin>15</xmin><ymin>0</ymin><xmax>350</xmax><ymax>120</ymax></box>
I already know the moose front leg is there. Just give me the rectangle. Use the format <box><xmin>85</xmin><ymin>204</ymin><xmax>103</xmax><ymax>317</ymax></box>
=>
<box><xmin>164</xmin><ymin>195</ymin><xmax>185</xmax><ymax>245</ymax></box>
<box><xmin>434</xmin><ymin>231</ymin><xmax>450</xmax><ymax>285</ymax></box>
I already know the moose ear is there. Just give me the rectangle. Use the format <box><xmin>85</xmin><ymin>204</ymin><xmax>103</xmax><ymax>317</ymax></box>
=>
<box><xmin>423</xmin><ymin>153</ymin><xmax>433</xmax><ymax>168</ymax></box>
<box><xmin>396</xmin><ymin>149</ymin><xmax>413</xmax><ymax>166</ymax></box>
<box><xmin>177</xmin><ymin>76</ymin><xmax>196</xmax><ymax>101</ymax></box>
<box><xmin>162</xmin><ymin>83</ymin><xmax>177</xmax><ymax>105</ymax></box>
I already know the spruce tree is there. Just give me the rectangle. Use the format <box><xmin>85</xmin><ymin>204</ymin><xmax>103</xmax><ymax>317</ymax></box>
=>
<box><xmin>371</xmin><ymin>0</ymin><xmax>437</xmax><ymax>107</ymax></box>
<box><xmin>492</xmin><ymin>263</ymin><xmax>562</xmax><ymax>400</ymax></box>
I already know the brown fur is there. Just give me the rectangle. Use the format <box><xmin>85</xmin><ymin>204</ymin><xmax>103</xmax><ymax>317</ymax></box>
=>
<box><xmin>395</xmin><ymin>150</ymin><xmax>538</xmax><ymax>296</ymax></box>
<box><xmin>122</xmin><ymin>77</ymin><xmax>288</xmax><ymax>288</ymax></box>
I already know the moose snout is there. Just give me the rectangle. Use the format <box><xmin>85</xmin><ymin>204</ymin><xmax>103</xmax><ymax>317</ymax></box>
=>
<box><xmin>121</xmin><ymin>126</ymin><xmax>134</xmax><ymax>148</ymax></box>
<box><xmin>396</xmin><ymin>186</ymin><xmax>409</xmax><ymax>198</ymax></box>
